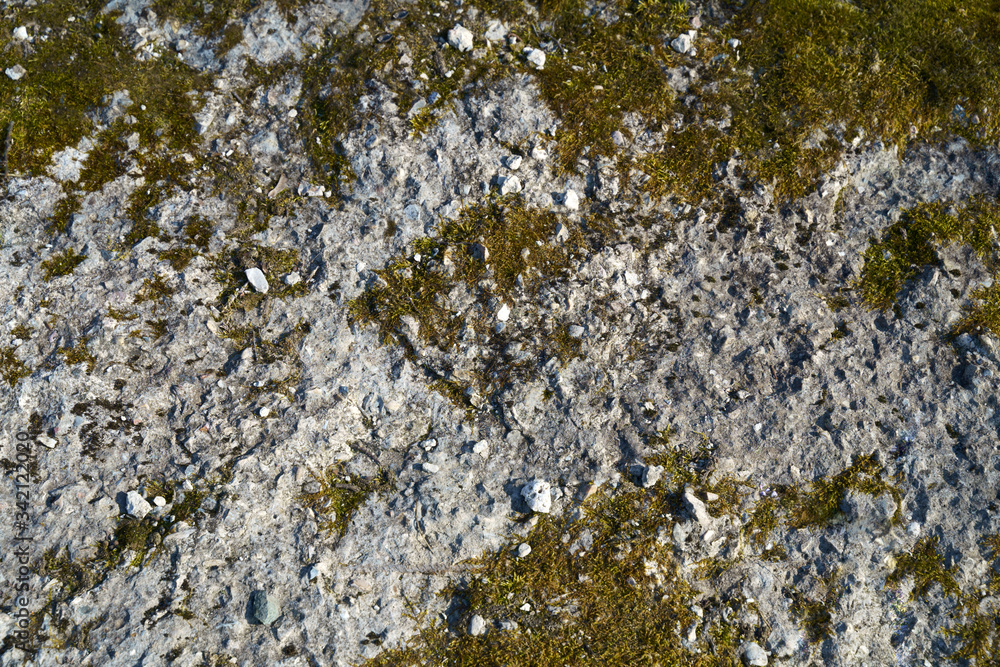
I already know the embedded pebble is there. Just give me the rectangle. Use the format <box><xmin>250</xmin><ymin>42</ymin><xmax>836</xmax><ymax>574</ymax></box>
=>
<box><xmin>498</xmin><ymin>175</ymin><xmax>522</xmax><ymax>195</ymax></box>
<box><xmin>153</xmin><ymin>496</ymin><xmax>167</xmax><ymax>507</ymax></box>
<box><xmin>563</xmin><ymin>190</ymin><xmax>580</xmax><ymax>210</ymax></box>
<box><xmin>36</xmin><ymin>435</ymin><xmax>57</xmax><ymax>449</ymax></box>
<box><xmin>5</xmin><ymin>64</ymin><xmax>26</xmax><ymax>81</ymax></box>
<box><xmin>642</xmin><ymin>465</ymin><xmax>664</xmax><ymax>488</ymax></box>
<box><xmin>521</xmin><ymin>479</ymin><xmax>552</xmax><ymax>513</ymax></box>
<box><xmin>742</xmin><ymin>641</ymin><xmax>768</xmax><ymax>666</ymax></box>
<box><xmin>259</xmin><ymin>407</ymin><xmax>270</xmax><ymax>418</ymax></box>
<box><xmin>13</xmin><ymin>26</ymin><xmax>28</xmax><ymax>40</ymax></box>
<box><xmin>448</xmin><ymin>25</ymin><xmax>474</xmax><ymax>52</ymax></box>
<box><xmin>497</xmin><ymin>303</ymin><xmax>511</xmax><ymax>322</ymax></box>
<box><xmin>506</xmin><ymin>155</ymin><xmax>523</xmax><ymax>170</ymax></box>
<box><xmin>422</xmin><ymin>462</ymin><xmax>440</xmax><ymax>473</ymax></box>
<box><xmin>125</xmin><ymin>491</ymin><xmax>152</xmax><ymax>519</ymax></box>
<box><xmin>245</xmin><ymin>267</ymin><xmax>269</xmax><ymax>293</ymax></box>
<box><xmin>516</xmin><ymin>543</ymin><xmax>532</xmax><ymax>558</ymax></box>
<box><xmin>671</xmin><ymin>33</ymin><xmax>694</xmax><ymax>54</ymax></box>
<box><xmin>249</xmin><ymin>590</ymin><xmax>280</xmax><ymax>625</ymax></box>
<box><xmin>484</xmin><ymin>20</ymin><xmax>507</xmax><ymax>41</ymax></box>
<box><xmin>469</xmin><ymin>614</ymin><xmax>487</xmax><ymax>636</ymax></box>
<box><xmin>284</xmin><ymin>272</ymin><xmax>301</xmax><ymax>285</ymax></box>
<box><xmin>472</xmin><ymin>440</ymin><xmax>489</xmax><ymax>458</ymax></box>
<box><xmin>524</xmin><ymin>47</ymin><xmax>546</xmax><ymax>70</ymax></box>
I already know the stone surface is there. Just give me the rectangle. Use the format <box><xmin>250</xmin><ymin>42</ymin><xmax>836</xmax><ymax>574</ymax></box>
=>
<box><xmin>524</xmin><ymin>47</ymin><xmax>546</xmax><ymax>70</ymax></box>
<box><xmin>469</xmin><ymin>614</ymin><xmax>487</xmax><ymax>636</ymax></box>
<box><xmin>448</xmin><ymin>24</ymin><xmax>473</xmax><ymax>52</ymax></box>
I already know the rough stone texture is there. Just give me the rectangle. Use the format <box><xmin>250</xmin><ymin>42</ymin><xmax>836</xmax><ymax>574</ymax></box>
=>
<box><xmin>0</xmin><ymin>1</ymin><xmax>998</xmax><ymax>666</ymax></box>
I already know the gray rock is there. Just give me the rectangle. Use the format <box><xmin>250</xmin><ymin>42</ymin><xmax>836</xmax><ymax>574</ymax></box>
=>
<box><xmin>642</xmin><ymin>465</ymin><xmax>664</xmax><ymax>488</ymax></box>
<box><xmin>498</xmin><ymin>175</ymin><xmax>522</xmax><ymax>195</ymax></box>
<box><xmin>522</xmin><ymin>479</ymin><xmax>552</xmax><ymax>513</ymax></box>
<box><xmin>563</xmin><ymin>189</ymin><xmax>580</xmax><ymax>210</ymax></box>
<box><xmin>125</xmin><ymin>491</ymin><xmax>152</xmax><ymax>519</ymax></box>
<box><xmin>469</xmin><ymin>614</ymin><xmax>487</xmax><ymax>636</ymax></box>
<box><xmin>250</xmin><ymin>590</ymin><xmax>280</xmax><ymax>625</ymax></box>
<box><xmin>742</xmin><ymin>641</ymin><xmax>768</xmax><ymax>666</ymax></box>
<box><xmin>245</xmin><ymin>267</ymin><xmax>269</xmax><ymax>293</ymax></box>
<box><xmin>5</xmin><ymin>64</ymin><xmax>25</xmax><ymax>80</ymax></box>
<box><xmin>448</xmin><ymin>25</ymin><xmax>473</xmax><ymax>52</ymax></box>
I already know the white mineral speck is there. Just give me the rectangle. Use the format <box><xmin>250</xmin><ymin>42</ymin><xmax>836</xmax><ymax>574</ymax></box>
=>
<box><xmin>153</xmin><ymin>496</ymin><xmax>167</xmax><ymax>507</ymax></box>
<box><xmin>516</xmin><ymin>543</ymin><xmax>532</xmax><ymax>558</ymax></box>
<box><xmin>524</xmin><ymin>47</ymin><xmax>546</xmax><ymax>70</ymax></box>
<box><xmin>497</xmin><ymin>303</ymin><xmax>511</xmax><ymax>322</ymax></box>
<box><xmin>13</xmin><ymin>26</ymin><xmax>28</xmax><ymax>40</ymax></box>
<box><xmin>447</xmin><ymin>24</ymin><xmax>473</xmax><ymax>52</ymax></box>
<box><xmin>563</xmin><ymin>189</ymin><xmax>580</xmax><ymax>210</ymax></box>
<box><xmin>5</xmin><ymin>64</ymin><xmax>26</xmax><ymax>81</ymax></box>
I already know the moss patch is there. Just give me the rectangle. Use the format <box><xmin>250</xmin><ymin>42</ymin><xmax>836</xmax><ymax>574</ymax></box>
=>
<box><xmin>300</xmin><ymin>464</ymin><xmax>395</xmax><ymax>539</ymax></box>
<box><xmin>40</xmin><ymin>247</ymin><xmax>86</xmax><ymax>281</ymax></box>
<box><xmin>0</xmin><ymin>345</ymin><xmax>31</xmax><ymax>386</ymax></box>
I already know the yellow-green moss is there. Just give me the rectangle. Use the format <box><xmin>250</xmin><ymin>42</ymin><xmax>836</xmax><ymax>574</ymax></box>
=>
<box><xmin>57</xmin><ymin>337</ymin><xmax>96</xmax><ymax>372</ymax></box>
<box><xmin>0</xmin><ymin>345</ymin><xmax>31</xmax><ymax>386</ymax></box>
<box><xmin>300</xmin><ymin>464</ymin><xmax>395</xmax><ymax>539</ymax></box>
<box><xmin>40</xmin><ymin>247</ymin><xmax>86</xmax><ymax>281</ymax></box>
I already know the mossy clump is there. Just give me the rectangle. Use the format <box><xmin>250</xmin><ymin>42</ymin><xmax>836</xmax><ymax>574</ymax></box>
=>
<box><xmin>212</xmin><ymin>244</ymin><xmax>306</xmax><ymax>313</ymax></box>
<box><xmin>349</xmin><ymin>194</ymin><xmax>577</xmax><ymax>350</ymax></box>
<box><xmin>0</xmin><ymin>345</ymin><xmax>31</xmax><ymax>386</ymax></box>
<box><xmin>887</xmin><ymin>535</ymin><xmax>961</xmax><ymax>600</ymax></box>
<box><xmin>57</xmin><ymin>337</ymin><xmax>96</xmax><ymax>373</ymax></box>
<box><xmin>133</xmin><ymin>274</ymin><xmax>176</xmax><ymax>305</ymax></box>
<box><xmin>856</xmin><ymin>195</ymin><xmax>1000</xmax><ymax>338</ymax></box>
<box><xmin>40</xmin><ymin>247</ymin><xmax>86</xmax><ymax>281</ymax></box>
<box><xmin>300</xmin><ymin>464</ymin><xmax>395</xmax><ymax>539</ymax></box>
<box><xmin>0</xmin><ymin>1</ymin><xmax>212</xmax><ymax>180</ymax></box>
<box><xmin>367</xmin><ymin>468</ymin><xmax>748</xmax><ymax>666</ymax></box>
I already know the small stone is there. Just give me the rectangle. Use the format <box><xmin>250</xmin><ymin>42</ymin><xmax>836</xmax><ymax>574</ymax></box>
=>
<box><xmin>422</xmin><ymin>462</ymin><xmax>440</xmax><ymax>473</ymax></box>
<box><xmin>259</xmin><ymin>407</ymin><xmax>270</xmax><ymax>418</ymax></box>
<box><xmin>524</xmin><ymin>47</ymin><xmax>546</xmax><ymax>69</ymax></box>
<box><xmin>516</xmin><ymin>543</ymin><xmax>531</xmax><ymax>558</ymax></box>
<box><xmin>284</xmin><ymin>272</ymin><xmax>301</xmax><ymax>285</ymax></box>
<box><xmin>153</xmin><ymin>496</ymin><xmax>167</xmax><ymax>507</ymax></box>
<box><xmin>531</xmin><ymin>145</ymin><xmax>548</xmax><ymax>161</ymax></box>
<box><xmin>684</xmin><ymin>487</ymin><xmax>714</xmax><ymax>527</ymax></box>
<box><xmin>421</xmin><ymin>438</ymin><xmax>438</xmax><ymax>451</ymax></box>
<box><xmin>907</xmin><ymin>521</ymin><xmax>921</xmax><ymax>536</ymax></box>
<box><xmin>469</xmin><ymin>614</ymin><xmax>487</xmax><ymax>636</ymax></box>
<box><xmin>484</xmin><ymin>20</ymin><xmax>507</xmax><ymax>41</ymax></box>
<box><xmin>742</xmin><ymin>641</ymin><xmax>768</xmax><ymax>666</ymax></box>
<box><xmin>448</xmin><ymin>24</ymin><xmax>474</xmax><ymax>52</ymax></box>
<box><xmin>249</xmin><ymin>590</ymin><xmax>280</xmax><ymax>625</ymax></box>
<box><xmin>245</xmin><ymin>267</ymin><xmax>269</xmax><ymax>293</ymax></box>
<box><xmin>287</xmin><ymin>108</ymin><xmax>298</xmax><ymax>119</ymax></box>
<box><xmin>642</xmin><ymin>465</ymin><xmax>664</xmax><ymax>488</ymax></box>
<box><xmin>563</xmin><ymin>190</ymin><xmax>580</xmax><ymax>210</ymax></box>
<box><xmin>427</xmin><ymin>91</ymin><xmax>440</xmax><ymax>105</ymax></box>
<box><xmin>519</xmin><ymin>603</ymin><xmax>531</xmax><ymax>612</ymax></box>
<box><xmin>36</xmin><ymin>435</ymin><xmax>57</xmax><ymax>449</ymax></box>
<box><xmin>472</xmin><ymin>440</ymin><xmax>489</xmax><ymax>458</ymax></box>
<box><xmin>125</xmin><ymin>490</ymin><xmax>152</xmax><ymax>519</ymax></box>
<box><xmin>506</xmin><ymin>155</ymin><xmax>523</xmax><ymax>170</ymax></box>
<box><xmin>497</xmin><ymin>303</ymin><xmax>511</xmax><ymax>322</ymax></box>
<box><xmin>671</xmin><ymin>33</ymin><xmax>693</xmax><ymax>54</ymax></box>
<box><xmin>728</xmin><ymin>38</ymin><xmax>741</xmax><ymax>49</ymax></box>
<box><xmin>521</xmin><ymin>479</ymin><xmax>552</xmax><ymax>513</ymax></box>
<box><xmin>568</xmin><ymin>324</ymin><xmax>584</xmax><ymax>338</ymax></box>
<box><xmin>5</xmin><ymin>64</ymin><xmax>26</xmax><ymax>81</ymax></box>
<box><xmin>611</xmin><ymin>130</ymin><xmax>625</xmax><ymax>146</ymax></box>
<box><xmin>471</xmin><ymin>243</ymin><xmax>489</xmax><ymax>262</ymax></box>
<box><xmin>13</xmin><ymin>26</ymin><xmax>28</xmax><ymax>40</ymax></box>
<box><xmin>498</xmin><ymin>175</ymin><xmax>522</xmax><ymax>195</ymax></box>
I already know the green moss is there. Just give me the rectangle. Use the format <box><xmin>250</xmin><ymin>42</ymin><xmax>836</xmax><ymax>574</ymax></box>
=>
<box><xmin>57</xmin><ymin>337</ymin><xmax>96</xmax><ymax>373</ymax></box>
<box><xmin>133</xmin><ymin>274</ymin><xmax>176</xmax><ymax>305</ymax></box>
<box><xmin>787</xmin><ymin>452</ymin><xmax>902</xmax><ymax>529</ymax></box>
<box><xmin>40</xmin><ymin>247</ymin><xmax>86</xmax><ymax>281</ymax></box>
<box><xmin>0</xmin><ymin>345</ymin><xmax>31</xmax><ymax>386</ymax></box>
<box><xmin>158</xmin><ymin>246</ymin><xmax>198</xmax><ymax>271</ymax></box>
<box><xmin>368</xmin><ymin>466</ymin><xmax>746</xmax><ymax>666</ymax></box>
<box><xmin>107</xmin><ymin>308</ymin><xmax>138</xmax><ymax>321</ymax></box>
<box><xmin>300</xmin><ymin>464</ymin><xmax>395</xmax><ymax>539</ymax></box>
<box><xmin>887</xmin><ymin>535</ymin><xmax>961</xmax><ymax>600</ymax></box>
<box><xmin>10</xmin><ymin>324</ymin><xmax>31</xmax><ymax>340</ymax></box>
<box><xmin>184</xmin><ymin>214</ymin><xmax>214</xmax><ymax>250</ymax></box>
<box><xmin>0</xmin><ymin>1</ymin><xmax>212</xmax><ymax>181</ymax></box>
<box><xmin>789</xmin><ymin>569</ymin><xmax>841</xmax><ymax>643</ymax></box>
<box><xmin>47</xmin><ymin>193</ymin><xmax>81</xmax><ymax>235</ymax></box>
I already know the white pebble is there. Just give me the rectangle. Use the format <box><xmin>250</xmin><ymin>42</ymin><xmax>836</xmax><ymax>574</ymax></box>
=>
<box><xmin>469</xmin><ymin>614</ymin><xmax>487</xmax><ymax>636</ymax></box>
<box><xmin>288</xmin><ymin>109</ymin><xmax>298</xmax><ymax>118</ymax></box>
<box><xmin>671</xmin><ymin>33</ymin><xmax>693</xmax><ymax>54</ymax></box>
<box><xmin>447</xmin><ymin>24</ymin><xmax>473</xmax><ymax>52</ymax></box>
<box><xmin>472</xmin><ymin>440</ymin><xmax>489</xmax><ymax>458</ymax></box>
<box><xmin>153</xmin><ymin>496</ymin><xmax>167</xmax><ymax>507</ymax></box>
<box><xmin>497</xmin><ymin>303</ymin><xmax>511</xmax><ymax>322</ymax></box>
<box><xmin>506</xmin><ymin>155</ymin><xmax>523</xmax><ymax>170</ymax></box>
<box><xmin>524</xmin><ymin>47</ymin><xmax>546</xmax><ymax>70</ymax></box>
<box><xmin>516</xmin><ymin>543</ymin><xmax>531</xmax><ymax>558</ymax></box>
<box><xmin>498</xmin><ymin>175</ymin><xmax>522</xmax><ymax>195</ymax></box>
<box><xmin>259</xmin><ymin>407</ymin><xmax>270</xmax><ymax>418</ymax></box>
<box><xmin>5</xmin><ymin>64</ymin><xmax>26</xmax><ymax>81</ymax></box>
<box><xmin>521</xmin><ymin>479</ymin><xmax>552</xmax><ymax>513</ymax></box>
<box><xmin>245</xmin><ymin>267</ymin><xmax>269</xmax><ymax>293</ymax></box>
<box><xmin>563</xmin><ymin>189</ymin><xmax>580</xmax><ymax>210</ymax></box>
<box><xmin>423</xmin><ymin>462</ymin><xmax>440</xmax><ymax>474</ymax></box>
<box><xmin>36</xmin><ymin>435</ymin><xmax>57</xmax><ymax>449</ymax></box>
<box><xmin>13</xmin><ymin>26</ymin><xmax>28</xmax><ymax>40</ymax></box>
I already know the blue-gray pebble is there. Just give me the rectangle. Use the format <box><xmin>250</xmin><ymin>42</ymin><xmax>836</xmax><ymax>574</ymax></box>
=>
<box><xmin>250</xmin><ymin>590</ymin><xmax>279</xmax><ymax>625</ymax></box>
